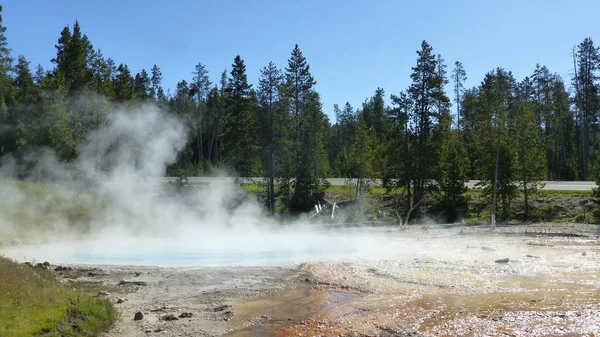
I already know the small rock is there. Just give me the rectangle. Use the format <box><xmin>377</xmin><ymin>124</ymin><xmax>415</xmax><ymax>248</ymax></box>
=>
<box><xmin>35</xmin><ymin>263</ymin><xmax>47</xmax><ymax>270</ymax></box>
<box><xmin>23</xmin><ymin>262</ymin><xmax>32</xmax><ymax>267</ymax></box>
<box><xmin>151</xmin><ymin>306</ymin><xmax>167</xmax><ymax>312</ymax></box>
<box><xmin>222</xmin><ymin>311</ymin><xmax>235</xmax><ymax>321</ymax></box>
<box><xmin>154</xmin><ymin>327</ymin><xmax>164</xmax><ymax>332</ymax></box>
<box><xmin>144</xmin><ymin>329</ymin><xmax>152</xmax><ymax>333</ymax></box>
<box><xmin>43</xmin><ymin>261</ymin><xmax>50</xmax><ymax>267</ymax></box>
<box><xmin>55</xmin><ymin>266</ymin><xmax>64</xmax><ymax>271</ymax></box>
<box><xmin>179</xmin><ymin>312</ymin><xmax>193</xmax><ymax>318</ymax></box>
<box><xmin>582</xmin><ymin>252</ymin><xmax>587</xmax><ymax>256</ymax></box>
<box><xmin>481</xmin><ymin>246</ymin><xmax>497</xmax><ymax>251</ymax></box>
<box><xmin>495</xmin><ymin>258</ymin><xmax>510</xmax><ymax>264</ymax></box>
<box><xmin>98</xmin><ymin>291</ymin><xmax>110</xmax><ymax>296</ymax></box>
<box><xmin>134</xmin><ymin>272</ymin><xmax>141</xmax><ymax>277</ymax></box>
<box><xmin>119</xmin><ymin>279</ymin><xmax>148</xmax><ymax>286</ymax></box>
<box><xmin>161</xmin><ymin>314</ymin><xmax>179</xmax><ymax>321</ymax></box>
<box><xmin>116</xmin><ymin>298</ymin><xmax>126</xmax><ymax>304</ymax></box>
<box><xmin>525</xmin><ymin>255</ymin><xmax>540</xmax><ymax>259</ymax></box>
<box><xmin>211</xmin><ymin>304</ymin><xmax>231</xmax><ymax>312</ymax></box>
<box><xmin>134</xmin><ymin>311</ymin><xmax>144</xmax><ymax>321</ymax></box>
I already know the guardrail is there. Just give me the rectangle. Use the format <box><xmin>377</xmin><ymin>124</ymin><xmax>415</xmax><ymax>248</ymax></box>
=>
<box><xmin>100</xmin><ymin>177</ymin><xmax>597</xmax><ymax>191</ymax></box>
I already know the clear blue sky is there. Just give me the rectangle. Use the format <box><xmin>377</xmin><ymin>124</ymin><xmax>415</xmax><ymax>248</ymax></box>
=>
<box><xmin>5</xmin><ymin>0</ymin><xmax>600</xmax><ymax>121</ymax></box>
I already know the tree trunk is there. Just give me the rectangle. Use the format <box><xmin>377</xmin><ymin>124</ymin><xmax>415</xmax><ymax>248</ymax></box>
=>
<box><xmin>523</xmin><ymin>177</ymin><xmax>529</xmax><ymax>221</ymax></box>
<box><xmin>491</xmin><ymin>144</ymin><xmax>500</xmax><ymax>229</ymax></box>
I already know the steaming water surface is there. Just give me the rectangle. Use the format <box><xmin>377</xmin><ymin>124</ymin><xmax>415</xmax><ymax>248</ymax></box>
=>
<box><xmin>2</xmin><ymin>228</ymin><xmax>570</xmax><ymax>267</ymax></box>
<box><xmin>3</xmin><ymin>229</ymin><xmax>410</xmax><ymax>266</ymax></box>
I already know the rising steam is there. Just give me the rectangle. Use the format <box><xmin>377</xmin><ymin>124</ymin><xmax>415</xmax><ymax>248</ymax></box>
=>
<box><xmin>0</xmin><ymin>98</ymin><xmax>509</xmax><ymax>267</ymax></box>
<box><xmin>0</xmin><ymin>99</ymin><xmax>385</xmax><ymax>265</ymax></box>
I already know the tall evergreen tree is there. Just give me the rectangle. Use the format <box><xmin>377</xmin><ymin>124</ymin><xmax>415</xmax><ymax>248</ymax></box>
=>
<box><xmin>283</xmin><ymin>44</ymin><xmax>328</xmax><ymax>212</ymax></box>
<box><xmin>150</xmin><ymin>64</ymin><xmax>166</xmax><ymax>104</ymax></box>
<box><xmin>572</xmin><ymin>38</ymin><xmax>600</xmax><ymax>180</ymax></box>
<box><xmin>513</xmin><ymin>81</ymin><xmax>546</xmax><ymax>220</ymax></box>
<box><xmin>473</xmin><ymin>68</ymin><xmax>518</xmax><ymax>226</ymax></box>
<box><xmin>190</xmin><ymin>62</ymin><xmax>211</xmax><ymax>164</ymax></box>
<box><xmin>351</xmin><ymin>116</ymin><xmax>376</xmax><ymax>199</ymax></box>
<box><xmin>133</xmin><ymin>69</ymin><xmax>151</xmax><ymax>102</ymax></box>
<box><xmin>257</xmin><ymin>61</ymin><xmax>285</xmax><ymax>213</ymax></box>
<box><xmin>0</xmin><ymin>19</ymin><xmax>15</xmax><ymax>156</ymax></box>
<box><xmin>52</xmin><ymin>21</ymin><xmax>94</xmax><ymax>94</ymax></box>
<box><xmin>113</xmin><ymin>64</ymin><xmax>134</xmax><ymax>102</ymax></box>
<box><xmin>222</xmin><ymin>55</ymin><xmax>259</xmax><ymax>176</ymax></box>
<box><xmin>386</xmin><ymin>40</ymin><xmax>450</xmax><ymax>222</ymax></box>
<box><xmin>12</xmin><ymin>56</ymin><xmax>40</xmax><ymax>148</ymax></box>
<box><xmin>437</xmin><ymin>113</ymin><xmax>469</xmax><ymax>222</ymax></box>
<box><xmin>452</xmin><ymin>61</ymin><xmax>467</xmax><ymax>128</ymax></box>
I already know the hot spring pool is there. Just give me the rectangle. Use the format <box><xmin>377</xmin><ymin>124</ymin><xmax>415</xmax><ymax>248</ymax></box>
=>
<box><xmin>2</xmin><ymin>230</ymin><xmax>416</xmax><ymax>267</ymax></box>
<box><xmin>1</xmin><ymin>228</ymin><xmax>545</xmax><ymax>267</ymax></box>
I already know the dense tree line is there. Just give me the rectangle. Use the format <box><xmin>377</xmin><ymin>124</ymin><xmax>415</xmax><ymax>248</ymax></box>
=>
<box><xmin>1</xmin><ymin>19</ymin><xmax>599</xmax><ymax>220</ymax></box>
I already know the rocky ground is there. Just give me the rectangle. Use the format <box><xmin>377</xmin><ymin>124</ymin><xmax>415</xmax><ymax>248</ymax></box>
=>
<box><xmin>36</xmin><ymin>223</ymin><xmax>600</xmax><ymax>337</ymax></box>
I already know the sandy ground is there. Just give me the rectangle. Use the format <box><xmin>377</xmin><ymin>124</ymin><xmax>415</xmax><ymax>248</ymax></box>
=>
<box><xmin>44</xmin><ymin>223</ymin><xmax>600</xmax><ymax>337</ymax></box>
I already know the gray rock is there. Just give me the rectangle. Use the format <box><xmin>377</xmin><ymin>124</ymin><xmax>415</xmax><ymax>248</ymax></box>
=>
<box><xmin>134</xmin><ymin>311</ymin><xmax>144</xmax><ymax>320</ymax></box>
<box><xmin>179</xmin><ymin>312</ymin><xmax>193</xmax><ymax>318</ymax></box>
<box><xmin>495</xmin><ymin>258</ymin><xmax>510</xmax><ymax>264</ymax></box>
<box><xmin>35</xmin><ymin>263</ymin><xmax>47</xmax><ymax>270</ymax></box>
<box><xmin>116</xmin><ymin>297</ymin><xmax>126</xmax><ymax>304</ymax></box>
<box><xmin>210</xmin><ymin>304</ymin><xmax>231</xmax><ymax>312</ymax></box>
<box><xmin>98</xmin><ymin>291</ymin><xmax>110</xmax><ymax>296</ymax></box>
<box><xmin>582</xmin><ymin>252</ymin><xmax>587</xmax><ymax>256</ymax></box>
<box><xmin>43</xmin><ymin>261</ymin><xmax>50</xmax><ymax>267</ymax></box>
<box><xmin>119</xmin><ymin>279</ymin><xmax>148</xmax><ymax>286</ymax></box>
<box><xmin>55</xmin><ymin>266</ymin><xmax>64</xmax><ymax>271</ymax></box>
<box><xmin>161</xmin><ymin>314</ymin><xmax>179</xmax><ymax>321</ymax></box>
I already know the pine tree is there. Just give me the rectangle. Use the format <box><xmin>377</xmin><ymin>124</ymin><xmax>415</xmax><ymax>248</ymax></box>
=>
<box><xmin>550</xmin><ymin>77</ymin><xmax>577</xmax><ymax>180</ymax></box>
<box><xmin>113</xmin><ymin>64</ymin><xmax>134</xmax><ymax>102</ymax></box>
<box><xmin>386</xmin><ymin>90</ymin><xmax>413</xmax><ymax>225</ymax></box>
<box><xmin>12</xmin><ymin>56</ymin><xmax>40</xmax><ymax>148</ymax></box>
<box><xmin>150</xmin><ymin>64</ymin><xmax>166</xmax><ymax>104</ymax></box>
<box><xmin>0</xmin><ymin>18</ymin><xmax>13</xmax><ymax>105</ymax></box>
<box><xmin>257</xmin><ymin>61</ymin><xmax>285</xmax><ymax>213</ymax></box>
<box><xmin>473</xmin><ymin>68</ymin><xmax>518</xmax><ymax>226</ymax></box>
<box><xmin>133</xmin><ymin>69</ymin><xmax>151</xmax><ymax>101</ymax></box>
<box><xmin>283</xmin><ymin>44</ymin><xmax>328</xmax><ymax>212</ymax></box>
<box><xmin>89</xmin><ymin>49</ymin><xmax>116</xmax><ymax>98</ymax></box>
<box><xmin>513</xmin><ymin>83</ymin><xmax>546</xmax><ymax>220</ymax></box>
<box><xmin>222</xmin><ymin>55</ymin><xmax>259</xmax><ymax>177</ymax></box>
<box><xmin>52</xmin><ymin>21</ymin><xmax>94</xmax><ymax>94</ymax></box>
<box><xmin>573</xmin><ymin>38</ymin><xmax>600</xmax><ymax>180</ymax></box>
<box><xmin>190</xmin><ymin>62</ymin><xmax>211</xmax><ymax>164</ymax></box>
<box><xmin>387</xmin><ymin>40</ymin><xmax>450</xmax><ymax>222</ymax></box>
<box><xmin>0</xmin><ymin>19</ymin><xmax>15</xmax><ymax>156</ymax></box>
<box><xmin>437</xmin><ymin>113</ymin><xmax>469</xmax><ymax>222</ymax></box>
<box><xmin>351</xmin><ymin>116</ymin><xmax>376</xmax><ymax>199</ymax></box>
<box><xmin>452</xmin><ymin>61</ymin><xmax>467</xmax><ymax>128</ymax></box>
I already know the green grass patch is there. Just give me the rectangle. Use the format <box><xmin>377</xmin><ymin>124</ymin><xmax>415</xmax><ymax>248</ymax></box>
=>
<box><xmin>0</xmin><ymin>256</ymin><xmax>116</xmax><ymax>337</ymax></box>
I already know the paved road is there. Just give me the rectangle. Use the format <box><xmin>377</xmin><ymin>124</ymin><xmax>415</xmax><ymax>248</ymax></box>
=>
<box><xmin>155</xmin><ymin>177</ymin><xmax>597</xmax><ymax>191</ymax></box>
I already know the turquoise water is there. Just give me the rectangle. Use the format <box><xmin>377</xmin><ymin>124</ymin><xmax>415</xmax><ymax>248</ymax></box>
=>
<box><xmin>1</xmin><ymin>231</ymin><xmax>394</xmax><ymax>267</ymax></box>
<box><xmin>60</xmin><ymin>244</ymin><xmax>361</xmax><ymax>266</ymax></box>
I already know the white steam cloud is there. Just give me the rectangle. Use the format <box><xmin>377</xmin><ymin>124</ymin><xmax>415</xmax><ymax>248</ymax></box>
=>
<box><xmin>0</xmin><ymin>99</ymin><xmax>503</xmax><ymax>267</ymax></box>
<box><xmin>0</xmin><ymin>100</ymin><xmax>398</xmax><ymax>266</ymax></box>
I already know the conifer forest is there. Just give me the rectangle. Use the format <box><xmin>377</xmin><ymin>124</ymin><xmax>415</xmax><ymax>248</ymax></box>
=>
<box><xmin>2</xmin><ymin>18</ymin><xmax>600</xmax><ymax>222</ymax></box>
